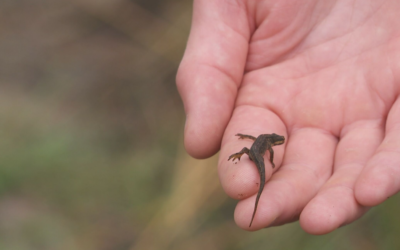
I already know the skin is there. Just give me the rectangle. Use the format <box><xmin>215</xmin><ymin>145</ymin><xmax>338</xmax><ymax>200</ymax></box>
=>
<box><xmin>176</xmin><ymin>0</ymin><xmax>400</xmax><ymax>234</ymax></box>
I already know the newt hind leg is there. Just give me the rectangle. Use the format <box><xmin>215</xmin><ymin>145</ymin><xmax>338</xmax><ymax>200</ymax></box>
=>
<box><xmin>228</xmin><ymin>147</ymin><xmax>250</xmax><ymax>162</ymax></box>
<box><xmin>236</xmin><ymin>134</ymin><xmax>256</xmax><ymax>141</ymax></box>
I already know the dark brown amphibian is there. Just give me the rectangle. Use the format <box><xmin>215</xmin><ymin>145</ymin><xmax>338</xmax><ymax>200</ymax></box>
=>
<box><xmin>228</xmin><ymin>133</ymin><xmax>285</xmax><ymax>227</ymax></box>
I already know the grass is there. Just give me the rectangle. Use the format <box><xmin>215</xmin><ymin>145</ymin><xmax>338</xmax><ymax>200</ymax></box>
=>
<box><xmin>1</xmin><ymin>0</ymin><xmax>400</xmax><ymax>249</ymax></box>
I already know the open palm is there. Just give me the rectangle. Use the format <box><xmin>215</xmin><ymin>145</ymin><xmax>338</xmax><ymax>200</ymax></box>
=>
<box><xmin>177</xmin><ymin>0</ymin><xmax>400</xmax><ymax>234</ymax></box>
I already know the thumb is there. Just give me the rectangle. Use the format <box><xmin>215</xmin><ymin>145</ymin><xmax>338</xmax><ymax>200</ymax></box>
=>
<box><xmin>177</xmin><ymin>0</ymin><xmax>250</xmax><ymax>158</ymax></box>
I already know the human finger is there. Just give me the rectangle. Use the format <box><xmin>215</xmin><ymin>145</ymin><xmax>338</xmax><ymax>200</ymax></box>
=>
<box><xmin>356</xmin><ymin>98</ymin><xmax>400</xmax><ymax>206</ymax></box>
<box><xmin>300</xmin><ymin>120</ymin><xmax>383</xmax><ymax>234</ymax></box>
<box><xmin>176</xmin><ymin>0</ymin><xmax>250</xmax><ymax>158</ymax></box>
<box><xmin>221</xmin><ymin>120</ymin><xmax>336</xmax><ymax>229</ymax></box>
<box><xmin>218</xmin><ymin>106</ymin><xmax>286</xmax><ymax>201</ymax></box>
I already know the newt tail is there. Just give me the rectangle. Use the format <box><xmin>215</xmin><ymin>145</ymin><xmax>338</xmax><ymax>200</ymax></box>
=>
<box><xmin>249</xmin><ymin>154</ymin><xmax>265</xmax><ymax>227</ymax></box>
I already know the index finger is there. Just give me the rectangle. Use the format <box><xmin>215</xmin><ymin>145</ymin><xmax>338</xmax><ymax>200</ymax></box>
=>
<box><xmin>218</xmin><ymin>106</ymin><xmax>287</xmax><ymax>200</ymax></box>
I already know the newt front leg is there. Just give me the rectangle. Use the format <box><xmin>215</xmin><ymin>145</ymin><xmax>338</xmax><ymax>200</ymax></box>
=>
<box><xmin>236</xmin><ymin>133</ymin><xmax>256</xmax><ymax>141</ymax></box>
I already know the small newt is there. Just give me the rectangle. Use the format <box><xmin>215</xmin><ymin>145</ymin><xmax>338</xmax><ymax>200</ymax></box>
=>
<box><xmin>228</xmin><ymin>133</ymin><xmax>285</xmax><ymax>227</ymax></box>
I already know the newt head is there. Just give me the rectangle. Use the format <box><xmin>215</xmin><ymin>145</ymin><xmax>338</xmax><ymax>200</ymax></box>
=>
<box><xmin>269</xmin><ymin>133</ymin><xmax>285</xmax><ymax>146</ymax></box>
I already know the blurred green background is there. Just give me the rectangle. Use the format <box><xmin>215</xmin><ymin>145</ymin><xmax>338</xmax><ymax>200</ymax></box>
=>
<box><xmin>1</xmin><ymin>0</ymin><xmax>400</xmax><ymax>249</ymax></box>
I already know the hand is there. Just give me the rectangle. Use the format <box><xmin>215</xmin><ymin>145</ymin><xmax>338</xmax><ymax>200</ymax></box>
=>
<box><xmin>176</xmin><ymin>0</ymin><xmax>400</xmax><ymax>234</ymax></box>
